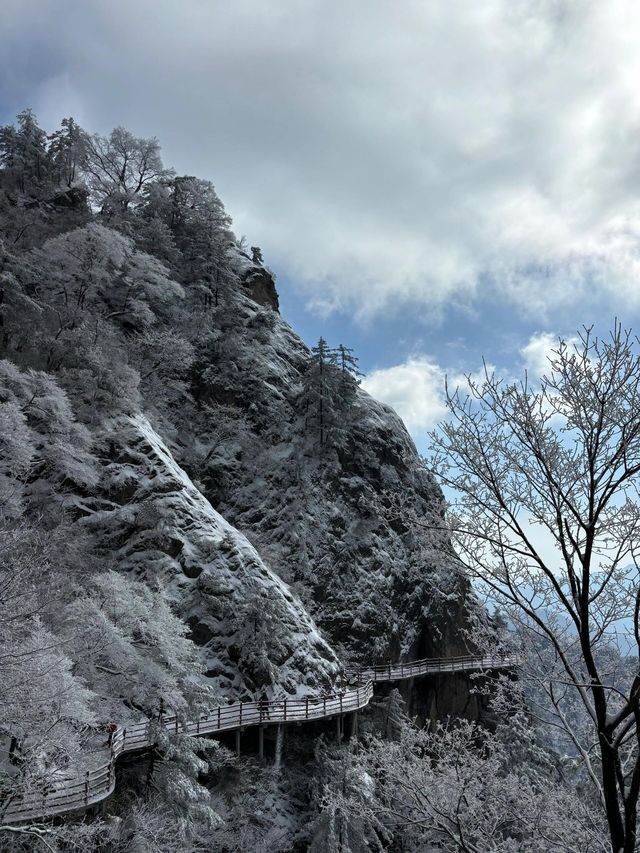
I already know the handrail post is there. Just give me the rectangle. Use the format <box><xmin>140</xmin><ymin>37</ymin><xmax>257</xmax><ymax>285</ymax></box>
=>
<box><xmin>239</xmin><ymin>702</ymin><xmax>243</xmax><ymax>727</ymax></box>
<box><xmin>218</xmin><ymin>706</ymin><xmax>221</xmax><ymax>729</ymax></box>
<box><xmin>283</xmin><ymin>699</ymin><xmax>287</xmax><ymax>722</ymax></box>
<box><xmin>305</xmin><ymin>697</ymin><xmax>309</xmax><ymax>719</ymax></box>
<box><xmin>84</xmin><ymin>770</ymin><xmax>90</xmax><ymax>804</ymax></box>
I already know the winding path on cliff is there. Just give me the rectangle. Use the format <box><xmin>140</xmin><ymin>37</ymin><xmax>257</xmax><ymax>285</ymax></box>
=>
<box><xmin>1</xmin><ymin>653</ymin><xmax>518</xmax><ymax>825</ymax></box>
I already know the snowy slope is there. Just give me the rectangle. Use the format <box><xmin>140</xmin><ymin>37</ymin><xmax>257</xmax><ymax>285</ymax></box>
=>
<box><xmin>82</xmin><ymin>414</ymin><xmax>340</xmax><ymax>699</ymax></box>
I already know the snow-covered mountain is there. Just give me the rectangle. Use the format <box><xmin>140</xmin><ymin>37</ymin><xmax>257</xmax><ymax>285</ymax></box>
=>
<box><xmin>0</xmin><ymin>199</ymin><xmax>476</xmax><ymax>717</ymax></box>
<box><xmin>159</xmin><ymin>261</ymin><xmax>476</xmax><ymax>703</ymax></box>
<box><xmin>0</xmin><ymin>111</ymin><xmax>481</xmax><ymax>849</ymax></box>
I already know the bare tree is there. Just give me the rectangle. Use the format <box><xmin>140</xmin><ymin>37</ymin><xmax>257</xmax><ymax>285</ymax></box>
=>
<box><xmin>426</xmin><ymin>324</ymin><xmax>640</xmax><ymax>853</ymax></box>
<box><xmin>367</xmin><ymin>713</ymin><xmax>608</xmax><ymax>852</ymax></box>
<box><xmin>83</xmin><ymin>127</ymin><xmax>173</xmax><ymax>214</ymax></box>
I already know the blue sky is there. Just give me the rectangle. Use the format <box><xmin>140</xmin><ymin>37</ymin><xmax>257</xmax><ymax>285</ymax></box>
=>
<box><xmin>3</xmin><ymin>0</ymin><xmax>640</xmax><ymax>453</ymax></box>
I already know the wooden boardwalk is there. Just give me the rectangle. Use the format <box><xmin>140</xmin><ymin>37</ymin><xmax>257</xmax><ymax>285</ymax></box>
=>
<box><xmin>0</xmin><ymin>653</ymin><xmax>517</xmax><ymax>824</ymax></box>
<box><xmin>346</xmin><ymin>653</ymin><xmax>519</xmax><ymax>683</ymax></box>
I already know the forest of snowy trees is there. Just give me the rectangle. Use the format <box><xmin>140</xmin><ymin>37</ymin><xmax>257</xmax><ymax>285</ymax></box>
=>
<box><xmin>0</xmin><ymin>108</ymin><xmax>639</xmax><ymax>853</ymax></box>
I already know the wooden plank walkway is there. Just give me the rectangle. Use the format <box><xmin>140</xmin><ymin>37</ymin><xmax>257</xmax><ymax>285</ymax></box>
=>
<box><xmin>346</xmin><ymin>653</ymin><xmax>520</xmax><ymax>683</ymax></box>
<box><xmin>0</xmin><ymin>653</ymin><xmax>516</xmax><ymax>824</ymax></box>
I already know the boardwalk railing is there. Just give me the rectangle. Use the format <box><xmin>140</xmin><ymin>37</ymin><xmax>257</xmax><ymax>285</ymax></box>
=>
<box><xmin>346</xmin><ymin>653</ymin><xmax>519</xmax><ymax>683</ymax></box>
<box><xmin>0</xmin><ymin>683</ymin><xmax>375</xmax><ymax>824</ymax></box>
<box><xmin>1</xmin><ymin>654</ymin><xmax>517</xmax><ymax>825</ymax></box>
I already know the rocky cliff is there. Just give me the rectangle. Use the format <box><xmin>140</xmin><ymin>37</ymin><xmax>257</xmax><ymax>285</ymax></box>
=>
<box><xmin>0</xmin><ymin>112</ymin><xmax>490</xmax><ymax>851</ymax></box>
<box><xmin>160</xmin><ymin>257</ymin><xmax>477</xmax><ymax>716</ymax></box>
<box><xmin>84</xmin><ymin>414</ymin><xmax>340</xmax><ymax>698</ymax></box>
<box><xmin>1</xmin><ymin>203</ymin><xmax>476</xmax><ymax>718</ymax></box>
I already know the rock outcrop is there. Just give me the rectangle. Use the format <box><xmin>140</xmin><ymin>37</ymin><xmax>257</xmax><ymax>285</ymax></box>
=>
<box><xmin>82</xmin><ymin>414</ymin><xmax>340</xmax><ymax>699</ymax></box>
<box><xmin>163</xmin><ymin>275</ymin><xmax>477</xmax><ymax>717</ymax></box>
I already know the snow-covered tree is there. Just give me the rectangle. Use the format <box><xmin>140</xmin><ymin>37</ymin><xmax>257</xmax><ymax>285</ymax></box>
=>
<box><xmin>232</xmin><ymin>583</ymin><xmax>290</xmax><ymax>690</ymax></box>
<box><xmin>336</xmin><ymin>344</ymin><xmax>362</xmax><ymax>380</ymax></box>
<box><xmin>31</xmin><ymin>223</ymin><xmax>185</xmax><ymax>333</ymax></box>
<box><xmin>301</xmin><ymin>338</ymin><xmax>363</xmax><ymax>448</ymax></box>
<box><xmin>133</xmin><ymin>327</ymin><xmax>194</xmax><ymax>405</ymax></box>
<box><xmin>65</xmin><ymin>570</ymin><xmax>211</xmax><ymax>721</ymax></box>
<box><xmin>47</xmin><ymin>116</ymin><xmax>87</xmax><ymax>189</ymax></box>
<box><xmin>366</xmin><ymin>713</ymin><xmax>607</xmax><ymax>852</ymax></box>
<box><xmin>0</xmin><ymin>359</ymin><xmax>97</xmax><ymax>515</ymax></box>
<box><xmin>307</xmin><ymin>741</ymin><xmax>385</xmax><ymax>853</ymax></box>
<box><xmin>0</xmin><ymin>520</ymin><xmax>97</xmax><ymax>834</ymax></box>
<box><xmin>143</xmin><ymin>731</ymin><xmax>221</xmax><ymax>836</ymax></box>
<box><xmin>98</xmin><ymin>793</ymin><xmax>214</xmax><ymax>853</ymax></box>
<box><xmin>0</xmin><ymin>245</ymin><xmax>42</xmax><ymax>356</ymax></box>
<box><xmin>84</xmin><ymin>127</ymin><xmax>174</xmax><ymax>214</ymax></box>
<box><xmin>133</xmin><ymin>214</ymin><xmax>180</xmax><ymax>268</ymax></box>
<box><xmin>303</xmin><ymin>337</ymin><xmax>333</xmax><ymax>446</ymax></box>
<box><xmin>141</xmin><ymin>174</ymin><xmax>235</xmax><ymax>313</ymax></box>
<box><xmin>0</xmin><ymin>110</ymin><xmax>50</xmax><ymax>196</ymax></box>
<box><xmin>426</xmin><ymin>323</ymin><xmax>640</xmax><ymax>853</ymax></box>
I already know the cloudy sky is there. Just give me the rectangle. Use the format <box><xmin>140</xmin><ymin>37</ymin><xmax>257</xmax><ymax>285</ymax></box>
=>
<box><xmin>2</xmin><ymin>0</ymin><xmax>640</xmax><ymax>449</ymax></box>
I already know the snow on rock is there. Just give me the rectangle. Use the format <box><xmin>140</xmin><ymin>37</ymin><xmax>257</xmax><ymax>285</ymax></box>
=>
<box><xmin>83</xmin><ymin>413</ymin><xmax>340</xmax><ymax>699</ymax></box>
<box><xmin>227</xmin><ymin>245</ymin><xmax>279</xmax><ymax>311</ymax></box>
<box><xmin>171</xmin><ymin>288</ymin><xmax>470</xmax><ymax>677</ymax></box>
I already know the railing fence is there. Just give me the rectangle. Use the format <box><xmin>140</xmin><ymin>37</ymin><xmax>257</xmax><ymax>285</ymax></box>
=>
<box><xmin>1</xmin><ymin>654</ymin><xmax>517</xmax><ymax>824</ymax></box>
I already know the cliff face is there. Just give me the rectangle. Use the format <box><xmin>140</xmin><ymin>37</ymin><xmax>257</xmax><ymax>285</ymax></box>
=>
<box><xmin>160</xmin><ymin>260</ymin><xmax>475</xmax><ymax>715</ymax></box>
<box><xmin>83</xmin><ymin>414</ymin><xmax>339</xmax><ymax>699</ymax></box>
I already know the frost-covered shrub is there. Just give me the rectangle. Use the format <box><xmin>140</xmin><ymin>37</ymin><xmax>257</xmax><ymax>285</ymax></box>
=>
<box><xmin>0</xmin><ymin>359</ymin><xmax>97</xmax><ymax>515</ymax></box>
<box><xmin>65</xmin><ymin>571</ymin><xmax>212</xmax><ymax>721</ymax></box>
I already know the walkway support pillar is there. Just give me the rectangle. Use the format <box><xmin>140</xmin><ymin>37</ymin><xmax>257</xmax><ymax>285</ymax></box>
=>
<box><xmin>274</xmin><ymin>724</ymin><xmax>283</xmax><ymax>773</ymax></box>
<box><xmin>235</xmin><ymin>729</ymin><xmax>241</xmax><ymax>757</ymax></box>
<box><xmin>258</xmin><ymin>726</ymin><xmax>264</xmax><ymax>762</ymax></box>
<box><xmin>336</xmin><ymin>715</ymin><xmax>343</xmax><ymax>742</ymax></box>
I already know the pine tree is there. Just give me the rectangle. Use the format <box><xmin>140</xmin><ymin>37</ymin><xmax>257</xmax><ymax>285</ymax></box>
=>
<box><xmin>303</xmin><ymin>337</ymin><xmax>336</xmax><ymax>446</ymax></box>
<box><xmin>47</xmin><ymin>117</ymin><xmax>87</xmax><ymax>188</ymax></box>
<box><xmin>336</xmin><ymin>343</ymin><xmax>363</xmax><ymax>406</ymax></box>
<box><xmin>308</xmin><ymin>742</ymin><xmax>385</xmax><ymax>853</ymax></box>
<box><xmin>231</xmin><ymin>585</ymin><xmax>289</xmax><ymax>689</ymax></box>
<box><xmin>152</xmin><ymin>175</ymin><xmax>234</xmax><ymax>310</ymax></box>
<box><xmin>302</xmin><ymin>339</ymin><xmax>363</xmax><ymax>447</ymax></box>
<box><xmin>336</xmin><ymin>344</ymin><xmax>362</xmax><ymax>379</ymax></box>
<box><xmin>0</xmin><ymin>109</ymin><xmax>50</xmax><ymax>195</ymax></box>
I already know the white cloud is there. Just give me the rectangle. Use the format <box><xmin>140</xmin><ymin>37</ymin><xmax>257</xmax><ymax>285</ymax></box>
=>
<box><xmin>362</xmin><ymin>357</ymin><xmax>448</xmax><ymax>434</ymax></box>
<box><xmin>520</xmin><ymin>332</ymin><xmax>561</xmax><ymax>380</ymax></box>
<box><xmin>3</xmin><ymin>0</ymin><xmax>640</xmax><ymax>320</ymax></box>
<box><xmin>520</xmin><ymin>331</ymin><xmax>581</xmax><ymax>380</ymax></box>
<box><xmin>362</xmin><ymin>355</ymin><xmax>497</xmax><ymax>441</ymax></box>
